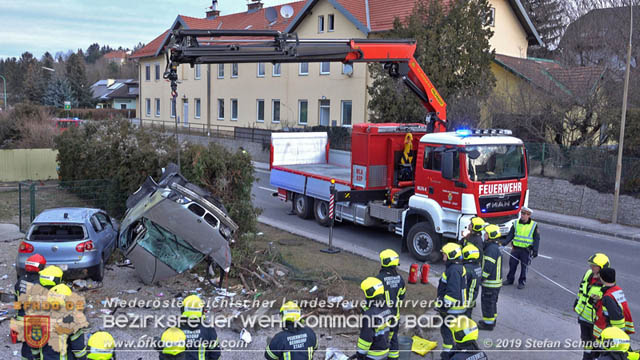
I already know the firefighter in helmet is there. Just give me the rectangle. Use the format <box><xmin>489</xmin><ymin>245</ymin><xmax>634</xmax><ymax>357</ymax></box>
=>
<box><xmin>595</xmin><ymin>326</ymin><xmax>639</xmax><ymax>360</ymax></box>
<box><xmin>376</xmin><ymin>249</ymin><xmax>406</xmax><ymax>359</ymax></box>
<box><xmin>575</xmin><ymin>253</ymin><xmax>610</xmax><ymax>360</ymax></box>
<box><xmin>159</xmin><ymin>327</ymin><xmax>187</xmax><ymax>360</ymax></box>
<box><xmin>357</xmin><ymin>277</ymin><xmax>394</xmax><ymax>360</ymax></box>
<box><xmin>39</xmin><ymin>265</ymin><xmax>64</xmax><ymax>289</ymax></box>
<box><xmin>265</xmin><ymin>301</ymin><xmax>317</xmax><ymax>359</ymax></box>
<box><xmin>437</xmin><ymin>242</ymin><xmax>467</xmax><ymax>360</ymax></box>
<box><xmin>478</xmin><ymin>224</ymin><xmax>502</xmax><ymax>330</ymax></box>
<box><xmin>14</xmin><ymin>254</ymin><xmax>46</xmax><ymax>360</ymax></box>
<box><xmin>448</xmin><ymin>315</ymin><xmax>488</xmax><ymax>360</ymax></box>
<box><xmin>87</xmin><ymin>331</ymin><xmax>116</xmax><ymax>360</ymax></box>
<box><xmin>462</xmin><ymin>244</ymin><xmax>481</xmax><ymax>319</ymax></box>
<box><xmin>179</xmin><ymin>294</ymin><xmax>221</xmax><ymax>360</ymax></box>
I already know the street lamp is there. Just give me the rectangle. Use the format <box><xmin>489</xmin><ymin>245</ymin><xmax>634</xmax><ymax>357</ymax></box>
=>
<box><xmin>0</xmin><ymin>74</ymin><xmax>6</xmax><ymax>111</ymax></box>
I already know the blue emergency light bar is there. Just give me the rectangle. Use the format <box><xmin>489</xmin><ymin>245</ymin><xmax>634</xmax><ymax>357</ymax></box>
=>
<box><xmin>455</xmin><ymin>128</ymin><xmax>513</xmax><ymax>137</ymax></box>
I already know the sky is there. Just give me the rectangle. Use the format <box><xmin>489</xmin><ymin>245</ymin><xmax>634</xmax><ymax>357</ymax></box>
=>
<box><xmin>0</xmin><ymin>0</ymin><xmax>297</xmax><ymax>59</ymax></box>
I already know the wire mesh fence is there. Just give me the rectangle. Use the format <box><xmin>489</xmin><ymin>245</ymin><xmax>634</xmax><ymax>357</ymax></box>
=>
<box><xmin>524</xmin><ymin>143</ymin><xmax>640</xmax><ymax>197</ymax></box>
<box><xmin>18</xmin><ymin>180</ymin><xmax>114</xmax><ymax>232</ymax></box>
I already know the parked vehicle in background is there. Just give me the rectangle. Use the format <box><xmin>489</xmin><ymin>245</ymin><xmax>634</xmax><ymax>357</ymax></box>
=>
<box><xmin>16</xmin><ymin>208</ymin><xmax>118</xmax><ymax>281</ymax></box>
<box><xmin>119</xmin><ymin>163</ymin><xmax>238</xmax><ymax>284</ymax></box>
<box><xmin>52</xmin><ymin>118</ymin><xmax>82</xmax><ymax>133</ymax></box>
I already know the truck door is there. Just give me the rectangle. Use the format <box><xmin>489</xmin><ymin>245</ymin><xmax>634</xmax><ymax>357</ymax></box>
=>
<box><xmin>415</xmin><ymin>144</ymin><xmax>462</xmax><ymax>211</ymax></box>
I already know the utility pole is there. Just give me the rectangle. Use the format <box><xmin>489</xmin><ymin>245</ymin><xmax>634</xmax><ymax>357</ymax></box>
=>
<box><xmin>0</xmin><ymin>75</ymin><xmax>6</xmax><ymax>110</ymax></box>
<box><xmin>612</xmin><ymin>2</ymin><xmax>633</xmax><ymax>224</ymax></box>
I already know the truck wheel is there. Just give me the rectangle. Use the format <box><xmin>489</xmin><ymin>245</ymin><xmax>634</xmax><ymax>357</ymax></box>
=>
<box><xmin>313</xmin><ymin>200</ymin><xmax>331</xmax><ymax>227</ymax></box>
<box><xmin>407</xmin><ymin>221</ymin><xmax>441</xmax><ymax>263</ymax></box>
<box><xmin>294</xmin><ymin>193</ymin><xmax>313</xmax><ymax>219</ymax></box>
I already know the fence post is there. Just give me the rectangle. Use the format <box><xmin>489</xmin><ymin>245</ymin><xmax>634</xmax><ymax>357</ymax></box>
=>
<box><xmin>18</xmin><ymin>182</ymin><xmax>22</xmax><ymax>232</ymax></box>
<box><xmin>29</xmin><ymin>183</ymin><xmax>36</xmax><ymax>223</ymax></box>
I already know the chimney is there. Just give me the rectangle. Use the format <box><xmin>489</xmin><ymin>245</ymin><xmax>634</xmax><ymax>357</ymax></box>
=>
<box><xmin>206</xmin><ymin>0</ymin><xmax>220</xmax><ymax>18</ymax></box>
<box><xmin>247</xmin><ymin>0</ymin><xmax>263</xmax><ymax>13</ymax></box>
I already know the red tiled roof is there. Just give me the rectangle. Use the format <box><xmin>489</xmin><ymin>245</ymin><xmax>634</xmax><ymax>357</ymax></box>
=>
<box><xmin>368</xmin><ymin>0</ymin><xmax>424</xmax><ymax>32</ymax></box>
<box><xmin>131</xmin><ymin>30</ymin><xmax>170</xmax><ymax>59</ymax></box>
<box><xmin>131</xmin><ymin>2</ymin><xmax>305</xmax><ymax>59</ymax></box>
<box><xmin>104</xmin><ymin>50</ymin><xmax>127</xmax><ymax>59</ymax></box>
<box><xmin>495</xmin><ymin>54</ymin><xmax>605</xmax><ymax>98</ymax></box>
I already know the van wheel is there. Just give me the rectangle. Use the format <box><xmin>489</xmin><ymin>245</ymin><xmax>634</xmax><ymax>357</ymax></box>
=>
<box><xmin>294</xmin><ymin>193</ymin><xmax>313</xmax><ymax>219</ymax></box>
<box><xmin>407</xmin><ymin>221</ymin><xmax>441</xmax><ymax>263</ymax></box>
<box><xmin>313</xmin><ymin>200</ymin><xmax>331</xmax><ymax>227</ymax></box>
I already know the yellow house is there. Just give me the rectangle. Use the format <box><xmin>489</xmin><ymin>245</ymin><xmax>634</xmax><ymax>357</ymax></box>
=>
<box><xmin>131</xmin><ymin>0</ymin><xmax>542</xmax><ymax>130</ymax></box>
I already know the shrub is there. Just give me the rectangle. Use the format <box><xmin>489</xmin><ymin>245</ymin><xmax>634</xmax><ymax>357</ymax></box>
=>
<box><xmin>0</xmin><ymin>103</ymin><xmax>57</xmax><ymax>149</ymax></box>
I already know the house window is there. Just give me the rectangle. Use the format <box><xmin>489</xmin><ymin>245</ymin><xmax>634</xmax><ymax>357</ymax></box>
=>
<box><xmin>341</xmin><ymin>100</ymin><xmax>352</xmax><ymax>126</ymax></box>
<box><xmin>145</xmin><ymin>98</ymin><xmax>151</xmax><ymax>116</ymax></box>
<box><xmin>171</xmin><ymin>98</ymin><xmax>176</xmax><ymax>118</ymax></box>
<box><xmin>299</xmin><ymin>62</ymin><xmax>309</xmax><ymax>75</ymax></box>
<box><xmin>231</xmin><ymin>99</ymin><xmax>238</xmax><ymax>121</ymax></box>
<box><xmin>273</xmin><ymin>63</ymin><xmax>281</xmax><ymax>76</ymax></box>
<box><xmin>195</xmin><ymin>64</ymin><xmax>201</xmax><ymax>80</ymax></box>
<box><xmin>328</xmin><ymin>14</ymin><xmax>335</xmax><ymax>31</ymax></box>
<box><xmin>257</xmin><ymin>62</ymin><xmax>265</xmax><ymax>77</ymax></box>
<box><xmin>218</xmin><ymin>99</ymin><xmax>224</xmax><ymax>120</ymax></box>
<box><xmin>256</xmin><ymin>99</ymin><xmax>265</xmax><ymax>122</ymax></box>
<box><xmin>155</xmin><ymin>98</ymin><xmax>160</xmax><ymax>117</ymax></box>
<box><xmin>298</xmin><ymin>100</ymin><xmax>308</xmax><ymax>125</ymax></box>
<box><xmin>318</xmin><ymin>15</ymin><xmax>324</xmax><ymax>33</ymax></box>
<box><xmin>320</xmin><ymin>62</ymin><xmax>330</xmax><ymax>75</ymax></box>
<box><xmin>195</xmin><ymin>98</ymin><xmax>201</xmax><ymax>118</ymax></box>
<box><xmin>272</xmin><ymin>99</ymin><xmax>280</xmax><ymax>123</ymax></box>
<box><xmin>488</xmin><ymin>7</ymin><xmax>495</xmax><ymax>27</ymax></box>
<box><xmin>155</xmin><ymin>64</ymin><xmax>160</xmax><ymax>80</ymax></box>
<box><xmin>319</xmin><ymin>99</ymin><xmax>330</xmax><ymax>126</ymax></box>
<box><xmin>232</xmin><ymin>63</ymin><xmax>238</xmax><ymax>77</ymax></box>
<box><xmin>218</xmin><ymin>64</ymin><xmax>224</xmax><ymax>78</ymax></box>
<box><xmin>145</xmin><ymin>64</ymin><xmax>150</xmax><ymax>81</ymax></box>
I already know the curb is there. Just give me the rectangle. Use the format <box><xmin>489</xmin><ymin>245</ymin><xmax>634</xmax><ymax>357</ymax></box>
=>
<box><xmin>534</xmin><ymin>218</ymin><xmax>640</xmax><ymax>242</ymax></box>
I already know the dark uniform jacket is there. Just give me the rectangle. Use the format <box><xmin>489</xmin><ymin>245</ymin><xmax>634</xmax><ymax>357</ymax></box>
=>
<box><xmin>463</xmin><ymin>261</ymin><xmax>482</xmax><ymax>307</ymax></box>
<box><xmin>265</xmin><ymin>324</ymin><xmax>317</xmax><ymax>360</ymax></box>
<box><xmin>481</xmin><ymin>242</ymin><xmax>502</xmax><ymax>288</ymax></box>
<box><xmin>437</xmin><ymin>262</ymin><xmax>467</xmax><ymax>314</ymax></box>
<box><xmin>179</xmin><ymin>320</ymin><xmax>221</xmax><ymax>360</ymax></box>
<box><xmin>29</xmin><ymin>329</ymin><xmax>86</xmax><ymax>360</ymax></box>
<box><xmin>503</xmin><ymin>219</ymin><xmax>540</xmax><ymax>253</ymax></box>
<box><xmin>15</xmin><ymin>273</ymin><xmax>39</xmax><ymax>320</ymax></box>
<box><xmin>356</xmin><ymin>304</ymin><xmax>393</xmax><ymax>359</ymax></box>
<box><xmin>375</xmin><ymin>267</ymin><xmax>406</xmax><ymax>317</ymax></box>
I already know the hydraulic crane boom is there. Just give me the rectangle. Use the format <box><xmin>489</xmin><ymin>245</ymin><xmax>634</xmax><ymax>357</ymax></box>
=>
<box><xmin>164</xmin><ymin>29</ymin><xmax>447</xmax><ymax>130</ymax></box>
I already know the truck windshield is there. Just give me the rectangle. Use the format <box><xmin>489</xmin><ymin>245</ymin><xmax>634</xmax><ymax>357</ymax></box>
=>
<box><xmin>467</xmin><ymin>145</ymin><xmax>525</xmax><ymax>181</ymax></box>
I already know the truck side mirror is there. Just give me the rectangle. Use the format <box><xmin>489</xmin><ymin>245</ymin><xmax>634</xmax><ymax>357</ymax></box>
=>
<box><xmin>442</xmin><ymin>151</ymin><xmax>454</xmax><ymax>180</ymax></box>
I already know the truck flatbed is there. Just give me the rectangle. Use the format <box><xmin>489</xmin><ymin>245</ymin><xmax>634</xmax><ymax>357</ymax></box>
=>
<box><xmin>274</xmin><ymin>163</ymin><xmax>351</xmax><ymax>184</ymax></box>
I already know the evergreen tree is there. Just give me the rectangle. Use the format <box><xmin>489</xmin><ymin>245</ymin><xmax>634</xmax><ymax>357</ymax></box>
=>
<box><xmin>522</xmin><ymin>0</ymin><xmax>567</xmax><ymax>58</ymax></box>
<box><xmin>23</xmin><ymin>62</ymin><xmax>44</xmax><ymax>103</ymax></box>
<box><xmin>43</xmin><ymin>75</ymin><xmax>77</xmax><ymax>108</ymax></box>
<box><xmin>65</xmin><ymin>52</ymin><xmax>93</xmax><ymax>107</ymax></box>
<box><xmin>85</xmin><ymin>43</ymin><xmax>102</xmax><ymax>64</ymax></box>
<box><xmin>368</xmin><ymin>0</ymin><xmax>495</xmax><ymax>127</ymax></box>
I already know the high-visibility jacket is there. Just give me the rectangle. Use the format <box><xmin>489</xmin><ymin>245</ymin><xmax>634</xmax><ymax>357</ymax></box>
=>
<box><xmin>595</xmin><ymin>351</ymin><xmax>640</xmax><ymax>360</ymax></box>
<box><xmin>481</xmin><ymin>242</ymin><xmax>502</xmax><ymax>288</ymax></box>
<box><xmin>356</xmin><ymin>305</ymin><xmax>393</xmax><ymax>360</ymax></box>
<box><xmin>574</xmin><ymin>269</ymin><xmax>603</xmax><ymax>323</ymax></box>
<box><xmin>512</xmin><ymin>220</ymin><xmax>537</xmax><ymax>248</ymax></box>
<box><xmin>29</xmin><ymin>329</ymin><xmax>86</xmax><ymax>360</ymax></box>
<box><xmin>593</xmin><ymin>285</ymin><xmax>635</xmax><ymax>339</ymax></box>
<box><xmin>265</xmin><ymin>324</ymin><xmax>317</xmax><ymax>360</ymax></box>
<box><xmin>463</xmin><ymin>261</ymin><xmax>482</xmax><ymax>308</ymax></box>
<box><xmin>376</xmin><ymin>267</ymin><xmax>406</xmax><ymax>318</ymax></box>
<box><xmin>180</xmin><ymin>321</ymin><xmax>221</xmax><ymax>360</ymax></box>
<box><xmin>437</xmin><ymin>262</ymin><xmax>467</xmax><ymax>314</ymax></box>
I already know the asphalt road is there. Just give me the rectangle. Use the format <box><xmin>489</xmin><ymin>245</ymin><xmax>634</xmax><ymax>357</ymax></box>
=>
<box><xmin>252</xmin><ymin>168</ymin><xmax>640</xmax><ymax>346</ymax></box>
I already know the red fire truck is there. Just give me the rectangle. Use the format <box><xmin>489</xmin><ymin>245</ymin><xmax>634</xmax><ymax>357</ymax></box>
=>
<box><xmin>165</xmin><ymin>30</ymin><xmax>529</xmax><ymax>262</ymax></box>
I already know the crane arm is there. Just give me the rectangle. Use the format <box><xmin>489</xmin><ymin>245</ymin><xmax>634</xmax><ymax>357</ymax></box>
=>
<box><xmin>164</xmin><ymin>29</ymin><xmax>446</xmax><ymax>129</ymax></box>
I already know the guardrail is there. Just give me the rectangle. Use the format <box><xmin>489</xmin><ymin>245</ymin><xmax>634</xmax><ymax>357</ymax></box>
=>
<box><xmin>132</xmin><ymin>119</ymin><xmax>273</xmax><ymax>144</ymax></box>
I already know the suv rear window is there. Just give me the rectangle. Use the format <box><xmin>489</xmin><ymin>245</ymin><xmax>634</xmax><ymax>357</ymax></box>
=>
<box><xmin>30</xmin><ymin>224</ymin><xmax>85</xmax><ymax>241</ymax></box>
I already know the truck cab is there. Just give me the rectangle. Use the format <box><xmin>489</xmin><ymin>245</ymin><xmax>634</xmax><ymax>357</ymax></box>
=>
<box><xmin>403</xmin><ymin>129</ymin><xmax>528</xmax><ymax>261</ymax></box>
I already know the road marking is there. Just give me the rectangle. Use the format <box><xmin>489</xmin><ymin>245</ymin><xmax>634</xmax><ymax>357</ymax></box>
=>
<box><xmin>255</xmin><ymin>169</ymin><xmax>270</xmax><ymax>174</ymax></box>
<box><xmin>538</xmin><ymin>254</ymin><xmax>552</xmax><ymax>259</ymax></box>
<box><xmin>258</xmin><ymin>186</ymin><xmax>277</xmax><ymax>192</ymax></box>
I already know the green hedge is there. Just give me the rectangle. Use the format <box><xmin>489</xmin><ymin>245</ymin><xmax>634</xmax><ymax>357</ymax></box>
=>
<box><xmin>54</xmin><ymin>119</ymin><xmax>258</xmax><ymax>234</ymax></box>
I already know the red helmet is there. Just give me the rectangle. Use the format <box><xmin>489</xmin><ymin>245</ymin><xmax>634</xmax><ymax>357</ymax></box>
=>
<box><xmin>25</xmin><ymin>254</ymin><xmax>46</xmax><ymax>273</ymax></box>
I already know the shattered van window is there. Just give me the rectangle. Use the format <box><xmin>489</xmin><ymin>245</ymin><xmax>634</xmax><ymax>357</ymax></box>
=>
<box><xmin>138</xmin><ymin>219</ymin><xmax>205</xmax><ymax>273</ymax></box>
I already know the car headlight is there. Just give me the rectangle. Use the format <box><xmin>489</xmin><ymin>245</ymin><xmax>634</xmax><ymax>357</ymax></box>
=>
<box><xmin>219</xmin><ymin>223</ymin><xmax>233</xmax><ymax>240</ymax></box>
